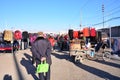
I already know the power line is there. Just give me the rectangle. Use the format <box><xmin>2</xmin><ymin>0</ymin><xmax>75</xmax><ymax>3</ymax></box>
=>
<box><xmin>79</xmin><ymin>0</ymin><xmax>91</xmax><ymax>28</ymax></box>
<box><xmin>92</xmin><ymin>17</ymin><xmax>120</xmax><ymax>26</ymax></box>
<box><xmin>89</xmin><ymin>0</ymin><xmax>117</xmax><ymax>18</ymax></box>
<box><xmin>105</xmin><ymin>0</ymin><xmax>117</xmax><ymax>7</ymax></box>
<box><xmin>85</xmin><ymin>4</ymin><xmax>120</xmax><ymax>26</ymax></box>
<box><xmin>85</xmin><ymin>1</ymin><xmax>120</xmax><ymax>20</ymax></box>
<box><xmin>106</xmin><ymin>4</ymin><xmax>120</xmax><ymax>13</ymax></box>
<box><xmin>93</xmin><ymin>9</ymin><xmax>120</xmax><ymax>21</ymax></box>
<box><xmin>80</xmin><ymin>1</ymin><xmax>120</xmax><ymax>27</ymax></box>
<box><xmin>80</xmin><ymin>0</ymin><xmax>90</xmax><ymax>10</ymax></box>
<box><xmin>104</xmin><ymin>9</ymin><xmax>120</xmax><ymax>17</ymax></box>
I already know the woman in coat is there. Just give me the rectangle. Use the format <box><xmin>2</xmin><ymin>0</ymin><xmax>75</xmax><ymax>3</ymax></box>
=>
<box><xmin>31</xmin><ymin>32</ymin><xmax>52</xmax><ymax>80</ymax></box>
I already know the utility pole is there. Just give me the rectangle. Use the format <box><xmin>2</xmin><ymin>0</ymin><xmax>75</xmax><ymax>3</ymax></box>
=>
<box><xmin>80</xmin><ymin>11</ymin><xmax>82</xmax><ymax>30</ymax></box>
<box><xmin>102</xmin><ymin>4</ymin><xmax>104</xmax><ymax>31</ymax></box>
<box><xmin>109</xmin><ymin>26</ymin><xmax>111</xmax><ymax>49</ymax></box>
<box><xmin>11</xmin><ymin>27</ymin><xmax>14</xmax><ymax>54</ymax></box>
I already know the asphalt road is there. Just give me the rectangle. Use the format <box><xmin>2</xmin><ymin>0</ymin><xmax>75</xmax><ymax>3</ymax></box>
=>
<box><xmin>0</xmin><ymin>49</ymin><xmax>120</xmax><ymax>80</ymax></box>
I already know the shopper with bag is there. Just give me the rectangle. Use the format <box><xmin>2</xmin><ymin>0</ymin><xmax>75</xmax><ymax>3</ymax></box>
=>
<box><xmin>31</xmin><ymin>32</ymin><xmax>52</xmax><ymax>80</ymax></box>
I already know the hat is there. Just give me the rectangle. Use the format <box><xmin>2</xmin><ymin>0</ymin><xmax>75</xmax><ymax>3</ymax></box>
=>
<box><xmin>38</xmin><ymin>32</ymin><xmax>44</xmax><ymax>37</ymax></box>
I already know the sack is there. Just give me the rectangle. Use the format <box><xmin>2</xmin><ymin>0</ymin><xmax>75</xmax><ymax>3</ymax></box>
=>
<box><xmin>3</xmin><ymin>30</ymin><xmax>13</xmax><ymax>41</ymax></box>
<box><xmin>22</xmin><ymin>31</ymin><xmax>29</xmax><ymax>39</ymax></box>
<box><xmin>36</xmin><ymin>61</ymin><xmax>49</xmax><ymax>73</ymax></box>
<box><xmin>68</xmin><ymin>29</ymin><xmax>73</xmax><ymax>40</ymax></box>
<box><xmin>14</xmin><ymin>30</ymin><xmax>22</xmax><ymax>40</ymax></box>
<box><xmin>73</xmin><ymin>31</ymin><xmax>79</xmax><ymax>39</ymax></box>
<box><xmin>90</xmin><ymin>28</ymin><xmax>96</xmax><ymax>37</ymax></box>
<box><xmin>79</xmin><ymin>30</ymin><xmax>83</xmax><ymax>38</ymax></box>
<box><xmin>83</xmin><ymin>27</ymin><xmax>90</xmax><ymax>37</ymax></box>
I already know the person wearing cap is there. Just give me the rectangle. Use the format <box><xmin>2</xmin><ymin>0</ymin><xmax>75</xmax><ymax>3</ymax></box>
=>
<box><xmin>31</xmin><ymin>32</ymin><xmax>52</xmax><ymax>80</ymax></box>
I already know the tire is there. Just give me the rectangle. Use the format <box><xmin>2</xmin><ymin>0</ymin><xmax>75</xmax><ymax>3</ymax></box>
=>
<box><xmin>86</xmin><ymin>54</ymin><xmax>97</xmax><ymax>60</ymax></box>
<box><xmin>102</xmin><ymin>51</ymin><xmax>111</xmax><ymax>61</ymax></box>
<box><xmin>70</xmin><ymin>56</ymin><xmax>74</xmax><ymax>61</ymax></box>
<box><xmin>75</xmin><ymin>55</ymin><xmax>80</xmax><ymax>62</ymax></box>
<box><xmin>75</xmin><ymin>51</ymin><xmax>85</xmax><ymax>63</ymax></box>
<box><xmin>86</xmin><ymin>50</ymin><xmax>97</xmax><ymax>60</ymax></box>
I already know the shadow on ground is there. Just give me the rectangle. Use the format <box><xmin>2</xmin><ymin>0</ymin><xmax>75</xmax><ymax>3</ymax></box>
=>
<box><xmin>94</xmin><ymin>60</ymin><xmax>120</xmax><ymax>68</ymax></box>
<box><xmin>3</xmin><ymin>74</ymin><xmax>12</xmax><ymax>80</ymax></box>
<box><xmin>13</xmin><ymin>52</ymin><xmax>24</xmax><ymax>80</ymax></box>
<box><xmin>75</xmin><ymin>62</ymin><xmax>120</xmax><ymax>80</ymax></box>
<box><xmin>20</xmin><ymin>53</ymin><xmax>39</xmax><ymax>80</ymax></box>
<box><xmin>51</xmin><ymin>52</ymin><xmax>73</xmax><ymax>62</ymax></box>
<box><xmin>52</xmin><ymin>51</ymin><xmax>120</xmax><ymax>80</ymax></box>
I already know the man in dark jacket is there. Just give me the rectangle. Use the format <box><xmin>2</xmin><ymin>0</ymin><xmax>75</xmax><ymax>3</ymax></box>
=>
<box><xmin>31</xmin><ymin>32</ymin><xmax>52</xmax><ymax>80</ymax></box>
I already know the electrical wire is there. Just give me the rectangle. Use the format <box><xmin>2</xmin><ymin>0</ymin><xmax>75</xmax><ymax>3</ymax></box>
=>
<box><xmin>86</xmin><ymin>0</ymin><xmax>120</xmax><ymax>20</ymax></box>
<box><xmin>94</xmin><ymin>8</ymin><xmax>120</xmax><ymax>20</ymax></box>
<box><xmin>104</xmin><ymin>9</ymin><xmax>120</xmax><ymax>17</ymax></box>
<box><xmin>79</xmin><ymin>0</ymin><xmax>91</xmax><ymax>28</ymax></box>
<box><xmin>92</xmin><ymin>17</ymin><xmax>120</xmax><ymax>26</ymax></box>
<box><xmin>86</xmin><ymin>1</ymin><xmax>120</xmax><ymax>27</ymax></box>
<box><xmin>106</xmin><ymin>4</ymin><xmax>120</xmax><ymax>13</ymax></box>
<box><xmin>80</xmin><ymin>0</ymin><xmax>90</xmax><ymax>10</ymax></box>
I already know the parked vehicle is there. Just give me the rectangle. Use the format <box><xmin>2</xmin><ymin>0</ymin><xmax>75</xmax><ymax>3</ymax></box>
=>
<box><xmin>0</xmin><ymin>40</ymin><xmax>19</xmax><ymax>53</ymax></box>
<box><xmin>69</xmin><ymin>39</ymin><xmax>86</xmax><ymax>63</ymax></box>
<box><xmin>86</xmin><ymin>41</ymin><xmax>112</xmax><ymax>61</ymax></box>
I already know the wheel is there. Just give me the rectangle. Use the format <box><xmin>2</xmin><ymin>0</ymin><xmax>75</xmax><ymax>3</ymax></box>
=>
<box><xmin>102</xmin><ymin>51</ymin><xmax>111</xmax><ymax>61</ymax></box>
<box><xmin>86</xmin><ymin>54</ymin><xmax>97</xmax><ymax>60</ymax></box>
<box><xmin>70</xmin><ymin>56</ymin><xmax>76</xmax><ymax>63</ymax></box>
<box><xmin>75</xmin><ymin>55</ymin><xmax>80</xmax><ymax>62</ymax></box>
<box><xmin>74</xmin><ymin>54</ymin><xmax>84</xmax><ymax>63</ymax></box>
<box><xmin>86</xmin><ymin>50</ymin><xmax>97</xmax><ymax>60</ymax></box>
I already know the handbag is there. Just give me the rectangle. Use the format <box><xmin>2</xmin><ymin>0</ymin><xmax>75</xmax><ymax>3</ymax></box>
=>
<box><xmin>36</xmin><ymin>60</ymin><xmax>49</xmax><ymax>73</ymax></box>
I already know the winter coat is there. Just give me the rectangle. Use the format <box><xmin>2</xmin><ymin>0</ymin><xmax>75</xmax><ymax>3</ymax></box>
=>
<box><xmin>22</xmin><ymin>31</ymin><xmax>29</xmax><ymax>42</ymax></box>
<box><xmin>48</xmin><ymin>37</ymin><xmax>55</xmax><ymax>47</ymax></box>
<box><xmin>31</xmin><ymin>37</ymin><xmax>52</xmax><ymax>65</ymax></box>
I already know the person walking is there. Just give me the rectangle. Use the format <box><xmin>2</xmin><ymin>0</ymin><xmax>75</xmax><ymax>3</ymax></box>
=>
<box><xmin>48</xmin><ymin>36</ymin><xmax>56</xmax><ymax>51</ymax></box>
<box><xmin>31</xmin><ymin>32</ymin><xmax>52</xmax><ymax>80</ymax></box>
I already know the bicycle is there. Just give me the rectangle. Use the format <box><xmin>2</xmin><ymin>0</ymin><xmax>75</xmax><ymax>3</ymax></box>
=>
<box><xmin>86</xmin><ymin>42</ymin><xmax>112</xmax><ymax>61</ymax></box>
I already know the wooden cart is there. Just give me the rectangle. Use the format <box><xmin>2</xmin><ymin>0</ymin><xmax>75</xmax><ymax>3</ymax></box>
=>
<box><xmin>69</xmin><ymin>39</ymin><xmax>87</xmax><ymax>63</ymax></box>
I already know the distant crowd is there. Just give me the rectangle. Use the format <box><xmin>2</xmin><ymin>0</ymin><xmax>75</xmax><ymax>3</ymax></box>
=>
<box><xmin>0</xmin><ymin>29</ymin><xmax>120</xmax><ymax>56</ymax></box>
<box><xmin>0</xmin><ymin>30</ymin><xmax>69</xmax><ymax>52</ymax></box>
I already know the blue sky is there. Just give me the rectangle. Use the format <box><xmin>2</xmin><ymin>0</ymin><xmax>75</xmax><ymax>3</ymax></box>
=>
<box><xmin>0</xmin><ymin>0</ymin><xmax>120</xmax><ymax>33</ymax></box>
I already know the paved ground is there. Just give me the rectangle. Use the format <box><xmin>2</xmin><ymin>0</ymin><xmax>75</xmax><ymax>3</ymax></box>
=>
<box><xmin>0</xmin><ymin>49</ymin><xmax>120</xmax><ymax>80</ymax></box>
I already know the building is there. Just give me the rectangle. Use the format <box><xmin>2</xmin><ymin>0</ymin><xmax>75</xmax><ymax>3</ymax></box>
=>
<box><xmin>98</xmin><ymin>26</ymin><xmax>120</xmax><ymax>37</ymax></box>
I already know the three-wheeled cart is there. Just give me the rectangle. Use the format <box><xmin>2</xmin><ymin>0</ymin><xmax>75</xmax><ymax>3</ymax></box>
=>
<box><xmin>69</xmin><ymin>39</ymin><xmax>87</xmax><ymax>63</ymax></box>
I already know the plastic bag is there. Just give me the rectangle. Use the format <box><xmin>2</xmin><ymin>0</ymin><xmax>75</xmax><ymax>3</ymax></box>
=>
<box><xmin>36</xmin><ymin>61</ymin><xmax>49</xmax><ymax>73</ymax></box>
